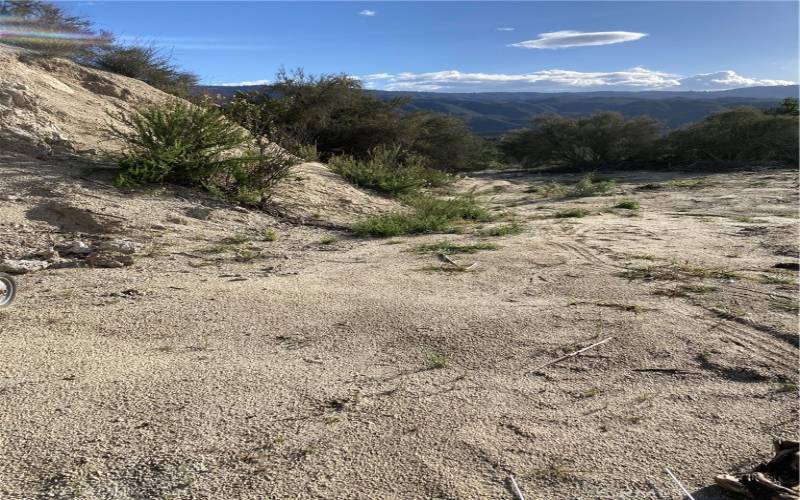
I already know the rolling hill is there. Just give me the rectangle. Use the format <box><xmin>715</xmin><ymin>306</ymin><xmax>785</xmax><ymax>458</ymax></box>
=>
<box><xmin>199</xmin><ymin>85</ymin><xmax>799</xmax><ymax>136</ymax></box>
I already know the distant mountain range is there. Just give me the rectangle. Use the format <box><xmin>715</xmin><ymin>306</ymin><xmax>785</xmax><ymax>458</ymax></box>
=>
<box><xmin>200</xmin><ymin>85</ymin><xmax>799</xmax><ymax>136</ymax></box>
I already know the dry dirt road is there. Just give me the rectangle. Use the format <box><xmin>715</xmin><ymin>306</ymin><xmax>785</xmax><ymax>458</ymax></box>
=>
<box><xmin>1</xmin><ymin>156</ymin><xmax>797</xmax><ymax>499</ymax></box>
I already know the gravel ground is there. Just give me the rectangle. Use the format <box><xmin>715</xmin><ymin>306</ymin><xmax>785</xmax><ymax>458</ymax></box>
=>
<box><xmin>0</xmin><ymin>157</ymin><xmax>797</xmax><ymax>499</ymax></box>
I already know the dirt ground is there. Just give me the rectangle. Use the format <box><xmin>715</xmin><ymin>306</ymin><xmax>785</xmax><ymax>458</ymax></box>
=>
<box><xmin>0</xmin><ymin>155</ymin><xmax>797</xmax><ymax>499</ymax></box>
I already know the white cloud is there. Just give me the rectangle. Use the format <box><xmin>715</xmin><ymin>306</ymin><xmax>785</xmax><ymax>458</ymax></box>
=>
<box><xmin>678</xmin><ymin>70</ymin><xmax>793</xmax><ymax>89</ymax></box>
<box><xmin>497</xmin><ymin>27</ymin><xmax>515</xmax><ymax>31</ymax></box>
<box><xmin>362</xmin><ymin>68</ymin><xmax>794</xmax><ymax>92</ymax></box>
<box><xmin>217</xmin><ymin>79</ymin><xmax>270</xmax><ymax>87</ymax></box>
<box><xmin>363</xmin><ymin>67</ymin><xmax>678</xmax><ymax>92</ymax></box>
<box><xmin>359</xmin><ymin>9</ymin><xmax>376</xmax><ymax>17</ymax></box>
<box><xmin>511</xmin><ymin>30</ymin><xmax>647</xmax><ymax>49</ymax></box>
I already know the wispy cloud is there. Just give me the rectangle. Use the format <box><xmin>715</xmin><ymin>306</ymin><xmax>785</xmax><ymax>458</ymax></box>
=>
<box><xmin>511</xmin><ymin>30</ymin><xmax>647</xmax><ymax>49</ymax></box>
<box><xmin>496</xmin><ymin>27</ymin><xmax>515</xmax><ymax>31</ymax></box>
<box><xmin>359</xmin><ymin>9</ymin><xmax>376</xmax><ymax>17</ymax></box>
<box><xmin>217</xmin><ymin>79</ymin><xmax>270</xmax><ymax>87</ymax></box>
<box><xmin>362</xmin><ymin>68</ymin><xmax>793</xmax><ymax>92</ymax></box>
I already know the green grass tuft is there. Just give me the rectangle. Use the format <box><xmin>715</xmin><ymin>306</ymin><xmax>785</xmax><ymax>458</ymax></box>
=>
<box><xmin>477</xmin><ymin>223</ymin><xmax>525</xmax><ymax>237</ymax></box>
<box><xmin>555</xmin><ymin>208</ymin><xmax>590</xmax><ymax>218</ymax></box>
<box><xmin>413</xmin><ymin>241</ymin><xmax>498</xmax><ymax>255</ymax></box>
<box><xmin>352</xmin><ymin>195</ymin><xmax>492</xmax><ymax>238</ymax></box>
<box><xmin>613</xmin><ymin>199</ymin><xmax>640</xmax><ymax>210</ymax></box>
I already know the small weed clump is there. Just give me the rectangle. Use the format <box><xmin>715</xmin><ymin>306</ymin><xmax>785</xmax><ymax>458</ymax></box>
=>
<box><xmin>262</xmin><ymin>230</ymin><xmax>278</xmax><ymax>242</ymax></box>
<box><xmin>221</xmin><ymin>234</ymin><xmax>251</xmax><ymax>245</ymax></box>
<box><xmin>352</xmin><ymin>195</ymin><xmax>491</xmax><ymax>237</ymax></box>
<box><xmin>770</xmin><ymin>299</ymin><xmax>799</xmax><ymax>314</ymax></box>
<box><xmin>665</xmin><ymin>178</ymin><xmax>711</xmax><ymax>189</ymax></box>
<box><xmin>425</xmin><ymin>352</ymin><xmax>449</xmax><ymax>369</ymax></box>
<box><xmin>613</xmin><ymin>199</ymin><xmax>640</xmax><ymax>210</ymax></box>
<box><xmin>530</xmin><ymin>174</ymin><xmax>615</xmax><ymax>199</ymax></box>
<box><xmin>570</xmin><ymin>173</ymin><xmax>616</xmax><ymax>197</ymax></box>
<box><xmin>477</xmin><ymin>223</ymin><xmax>525</xmax><ymax>237</ymax></box>
<box><xmin>756</xmin><ymin>274</ymin><xmax>796</xmax><ymax>285</ymax></box>
<box><xmin>318</xmin><ymin>236</ymin><xmax>338</xmax><ymax>245</ymax></box>
<box><xmin>710</xmin><ymin>306</ymin><xmax>747</xmax><ymax>319</ymax></box>
<box><xmin>620</xmin><ymin>264</ymin><xmax>738</xmax><ymax>282</ymax></box>
<box><xmin>555</xmin><ymin>208</ymin><xmax>590</xmax><ymax>219</ymax></box>
<box><xmin>581</xmin><ymin>387</ymin><xmax>602</xmax><ymax>398</ymax></box>
<box><xmin>329</xmin><ymin>146</ymin><xmax>454</xmax><ymax>197</ymax></box>
<box><xmin>413</xmin><ymin>241</ymin><xmax>498</xmax><ymax>255</ymax></box>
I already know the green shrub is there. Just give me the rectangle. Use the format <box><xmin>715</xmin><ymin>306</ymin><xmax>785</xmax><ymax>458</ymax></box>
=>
<box><xmin>352</xmin><ymin>195</ymin><xmax>491</xmax><ymax>237</ymax></box>
<box><xmin>555</xmin><ymin>208</ymin><xmax>590</xmax><ymax>218</ymax></box>
<box><xmin>613</xmin><ymin>199</ymin><xmax>640</xmax><ymax>210</ymax></box>
<box><xmin>403</xmin><ymin>112</ymin><xmax>498</xmax><ymax>172</ymax></box>
<box><xmin>666</xmin><ymin>107</ymin><xmax>798</xmax><ymax>165</ymax></box>
<box><xmin>90</xmin><ymin>44</ymin><xmax>198</xmax><ymax>95</ymax></box>
<box><xmin>570</xmin><ymin>173</ymin><xmax>616</xmax><ymax>197</ymax></box>
<box><xmin>500</xmin><ymin>112</ymin><xmax>662</xmax><ymax>170</ymax></box>
<box><xmin>296</xmin><ymin>143</ymin><xmax>320</xmax><ymax>162</ymax></box>
<box><xmin>329</xmin><ymin>146</ymin><xmax>453</xmax><ymax>197</ymax></box>
<box><xmin>215</xmin><ymin>68</ymin><xmax>497</xmax><ymax>172</ymax></box>
<box><xmin>109</xmin><ymin>102</ymin><xmax>294</xmax><ymax>203</ymax></box>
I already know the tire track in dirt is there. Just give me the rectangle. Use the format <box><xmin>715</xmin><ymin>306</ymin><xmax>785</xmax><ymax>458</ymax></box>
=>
<box><xmin>547</xmin><ymin>240</ymin><xmax>623</xmax><ymax>272</ymax></box>
<box><xmin>670</xmin><ymin>302</ymin><xmax>797</xmax><ymax>373</ymax></box>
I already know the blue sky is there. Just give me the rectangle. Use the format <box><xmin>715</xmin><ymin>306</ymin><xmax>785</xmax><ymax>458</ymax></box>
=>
<box><xmin>61</xmin><ymin>1</ymin><xmax>798</xmax><ymax>92</ymax></box>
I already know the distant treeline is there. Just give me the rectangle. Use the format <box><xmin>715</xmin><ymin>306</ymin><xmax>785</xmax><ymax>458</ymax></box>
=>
<box><xmin>500</xmin><ymin>99</ymin><xmax>799</xmax><ymax>171</ymax></box>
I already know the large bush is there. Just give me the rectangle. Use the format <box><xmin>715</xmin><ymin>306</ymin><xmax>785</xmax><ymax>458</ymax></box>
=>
<box><xmin>500</xmin><ymin>112</ymin><xmax>662</xmax><ymax>170</ymax></box>
<box><xmin>403</xmin><ymin>112</ymin><xmax>497</xmax><ymax>172</ymax></box>
<box><xmin>666</xmin><ymin>107</ymin><xmax>798</xmax><ymax>165</ymax></box>
<box><xmin>89</xmin><ymin>45</ymin><xmax>198</xmax><ymax>96</ymax></box>
<box><xmin>219</xmin><ymin>69</ymin><xmax>496</xmax><ymax>172</ymax></box>
<box><xmin>108</xmin><ymin>102</ymin><xmax>295</xmax><ymax>203</ymax></box>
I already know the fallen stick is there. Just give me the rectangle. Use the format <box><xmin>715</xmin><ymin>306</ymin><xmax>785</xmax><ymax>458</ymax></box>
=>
<box><xmin>664</xmin><ymin>468</ymin><xmax>696</xmax><ymax>500</ymax></box>
<box><xmin>439</xmin><ymin>253</ymin><xmax>461</xmax><ymax>267</ymax></box>
<box><xmin>439</xmin><ymin>253</ymin><xmax>477</xmax><ymax>270</ymax></box>
<box><xmin>507</xmin><ymin>475</ymin><xmax>525</xmax><ymax>500</ymax></box>
<box><xmin>530</xmin><ymin>337</ymin><xmax>613</xmax><ymax>373</ymax></box>
<box><xmin>632</xmin><ymin>368</ymin><xmax>699</xmax><ymax>375</ymax></box>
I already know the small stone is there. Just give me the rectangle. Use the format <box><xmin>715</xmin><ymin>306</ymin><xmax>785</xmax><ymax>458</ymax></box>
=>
<box><xmin>97</xmin><ymin>239</ymin><xmax>142</xmax><ymax>255</ymax></box>
<box><xmin>58</xmin><ymin>240</ymin><xmax>92</xmax><ymax>256</ymax></box>
<box><xmin>87</xmin><ymin>252</ymin><xmax>134</xmax><ymax>268</ymax></box>
<box><xmin>0</xmin><ymin>259</ymin><xmax>49</xmax><ymax>274</ymax></box>
<box><xmin>185</xmin><ymin>207</ymin><xmax>213</xmax><ymax>220</ymax></box>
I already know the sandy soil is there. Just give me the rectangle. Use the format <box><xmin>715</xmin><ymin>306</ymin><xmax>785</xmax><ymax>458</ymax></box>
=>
<box><xmin>0</xmin><ymin>154</ymin><xmax>797</xmax><ymax>499</ymax></box>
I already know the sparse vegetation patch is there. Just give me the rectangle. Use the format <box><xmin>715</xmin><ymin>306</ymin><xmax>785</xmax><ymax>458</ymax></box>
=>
<box><xmin>413</xmin><ymin>241</ymin><xmax>498</xmax><ymax>255</ymax></box>
<box><xmin>352</xmin><ymin>195</ymin><xmax>492</xmax><ymax>237</ymax></box>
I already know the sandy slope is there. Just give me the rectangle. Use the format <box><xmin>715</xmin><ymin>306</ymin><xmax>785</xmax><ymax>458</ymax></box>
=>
<box><xmin>0</xmin><ymin>153</ymin><xmax>797</xmax><ymax>499</ymax></box>
<box><xmin>0</xmin><ymin>44</ymin><xmax>400</xmax><ymax>226</ymax></box>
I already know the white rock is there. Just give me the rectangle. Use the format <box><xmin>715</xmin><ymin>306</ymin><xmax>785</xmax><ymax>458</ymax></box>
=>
<box><xmin>97</xmin><ymin>239</ymin><xmax>142</xmax><ymax>255</ymax></box>
<box><xmin>60</xmin><ymin>240</ymin><xmax>92</xmax><ymax>256</ymax></box>
<box><xmin>0</xmin><ymin>259</ymin><xmax>49</xmax><ymax>274</ymax></box>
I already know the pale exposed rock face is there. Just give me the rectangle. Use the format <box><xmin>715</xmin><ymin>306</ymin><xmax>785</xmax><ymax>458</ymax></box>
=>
<box><xmin>0</xmin><ymin>43</ymin><xmax>172</xmax><ymax>156</ymax></box>
<box><xmin>0</xmin><ymin>259</ymin><xmax>49</xmax><ymax>274</ymax></box>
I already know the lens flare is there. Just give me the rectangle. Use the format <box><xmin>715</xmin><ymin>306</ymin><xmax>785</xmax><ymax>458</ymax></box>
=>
<box><xmin>0</xmin><ymin>17</ymin><xmax>108</xmax><ymax>46</ymax></box>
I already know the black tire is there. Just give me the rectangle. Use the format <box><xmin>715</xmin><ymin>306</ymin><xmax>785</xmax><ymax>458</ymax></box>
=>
<box><xmin>0</xmin><ymin>273</ymin><xmax>16</xmax><ymax>308</ymax></box>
